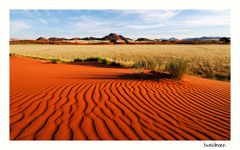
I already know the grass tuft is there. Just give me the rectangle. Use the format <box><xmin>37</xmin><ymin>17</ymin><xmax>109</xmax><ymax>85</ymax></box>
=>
<box><xmin>165</xmin><ymin>58</ymin><xmax>188</xmax><ymax>80</ymax></box>
<box><xmin>133</xmin><ymin>57</ymin><xmax>158</xmax><ymax>71</ymax></box>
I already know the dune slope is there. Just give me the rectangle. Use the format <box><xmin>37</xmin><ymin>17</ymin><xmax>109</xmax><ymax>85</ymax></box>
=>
<box><xmin>10</xmin><ymin>57</ymin><xmax>230</xmax><ymax>140</ymax></box>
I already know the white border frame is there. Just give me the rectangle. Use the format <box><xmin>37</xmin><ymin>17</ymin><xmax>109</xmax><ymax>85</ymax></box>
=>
<box><xmin>1</xmin><ymin>0</ymin><xmax>240</xmax><ymax>150</ymax></box>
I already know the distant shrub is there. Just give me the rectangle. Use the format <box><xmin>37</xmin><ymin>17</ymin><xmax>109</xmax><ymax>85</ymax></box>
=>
<box><xmin>50</xmin><ymin>58</ymin><xmax>60</xmax><ymax>64</ymax></box>
<box><xmin>215</xmin><ymin>72</ymin><xmax>230</xmax><ymax>81</ymax></box>
<box><xmin>84</xmin><ymin>57</ymin><xmax>107</xmax><ymax>63</ymax></box>
<box><xmin>10</xmin><ymin>53</ymin><xmax>18</xmax><ymax>57</ymax></box>
<box><xmin>97</xmin><ymin>57</ymin><xmax>108</xmax><ymax>64</ymax></box>
<box><xmin>84</xmin><ymin>57</ymin><xmax>99</xmax><ymax>62</ymax></box>
<box><xmin>74</xmin><ymin>58</ymin><xmax>84</xmax><ymax>62</ymax></box>
<box><xmin>165</xmin><ymin>58</ymin><xmax>188</xmax><ymax>80</ymax></box>
<box><xmin>109</xmin><ymin>61</ymin><xmax>121</xmax><ymax>66</ymax></box>
<box><xmin>79</xmin><ymin>57</ymin><xmax>120</xmax><ymax>66</ymax></box>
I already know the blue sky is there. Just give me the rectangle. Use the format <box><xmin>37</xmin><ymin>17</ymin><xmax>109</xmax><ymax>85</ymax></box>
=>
<box><xmin>10</xmin><ymin>10</ymin><xmax>230</xmax><ymax>39</ymax></box>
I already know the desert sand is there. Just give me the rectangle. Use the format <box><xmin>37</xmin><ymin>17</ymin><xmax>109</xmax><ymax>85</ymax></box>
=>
<box><xmin>10</xmin><ymin>56</ymin><xmax>230</xmax><ymax>140</ymax></box>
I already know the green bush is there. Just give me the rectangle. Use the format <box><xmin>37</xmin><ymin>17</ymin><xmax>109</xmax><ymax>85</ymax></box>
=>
<box><xmin>165</xmin><ymin>58</ymin><xmax>188</xmax><ymax>80</ymax></box>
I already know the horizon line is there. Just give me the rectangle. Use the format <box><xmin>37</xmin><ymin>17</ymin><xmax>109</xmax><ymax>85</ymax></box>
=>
<box><xmin>10</xmin><ymin>34</ymin><xmax>230</xmax><ymax>41</ymax></box>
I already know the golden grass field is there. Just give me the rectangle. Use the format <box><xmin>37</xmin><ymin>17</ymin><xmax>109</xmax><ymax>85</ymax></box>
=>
<box><xmin>10</xmin><ymin>44</ymin><xmax>230</xmax><ymax>80</ymax></box>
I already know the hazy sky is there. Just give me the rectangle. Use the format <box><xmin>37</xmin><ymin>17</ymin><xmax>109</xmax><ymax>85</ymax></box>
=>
<box><xmin>10</xmin><ymin>10</ymin><xmax>230</xmax><ymax>39</ymax></box>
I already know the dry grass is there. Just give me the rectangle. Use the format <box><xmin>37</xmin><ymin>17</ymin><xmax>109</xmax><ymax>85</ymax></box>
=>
<box><xmin>10</xmin><ymin>44</ymin><xmax>230</xmax><ymax>81</ymax></box>
<box><xmin>165</xmin><ymin>58</ymin><xmax>188</xmax><ymax>80</ymax></box>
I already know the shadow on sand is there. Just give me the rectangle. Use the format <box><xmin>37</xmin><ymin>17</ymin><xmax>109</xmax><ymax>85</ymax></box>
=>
<box><xmin>46</xmin><ymin>61</ymin><xmax>173</xmax><ymax>81</ymax></box>
<box><xmin>58</xmin><ymin>71</ymin><xmax>172</xmax><ymax>81</ymax></box>
<box><xmin>117</xmin><ymin>71</ymin><xmax>172</xmax><ymax>81</ymax></box>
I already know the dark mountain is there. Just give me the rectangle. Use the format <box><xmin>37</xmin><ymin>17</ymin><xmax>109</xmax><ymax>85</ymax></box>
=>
<box><xmin>101</xmin><ymin>33</ymin><xmax>131</xmax><ymax>42</ymax></box>
<box><xmin>183</xmin><ymin>36</ymin><xmax>223</xmax><ymax>41</ymax></box>
<box><xmin>168</xmin><ymin>37</ymin><xmax>178</xmax><ymax>41</ymax></box>
<box><xmin>48</xmin><ymin>37</ymin><xmax>66</xmax><ymax>41</ymax></box>
<box><xmin>136</xmin><ymin>38</ymin><xmax>152</xmax><ymax>41</ymax></box>
<box><xmin>159</xmin><ymin>38</ymin><xmax>167</xmax><ymax>41</ymax></box>
<box><xmin>36</xmin><ymin>37</ymin><xmax>48</xmax><ymax>41</ymax></box>
<box><xmin>82</xmin><ymin>37</ymin><xmax>101</xmax><ymax>40</ymax></box>
<box><xmin>70</xmin><ymin>37</ymin><xmax>82</xmax><ymax>40</ymax></box>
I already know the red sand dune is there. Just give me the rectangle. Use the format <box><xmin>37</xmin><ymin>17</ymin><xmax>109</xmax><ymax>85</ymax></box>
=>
<box><xmin>10</xmin><ymin>57</ymin><xmax>230</xmax><ymax>140</ymax></box>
